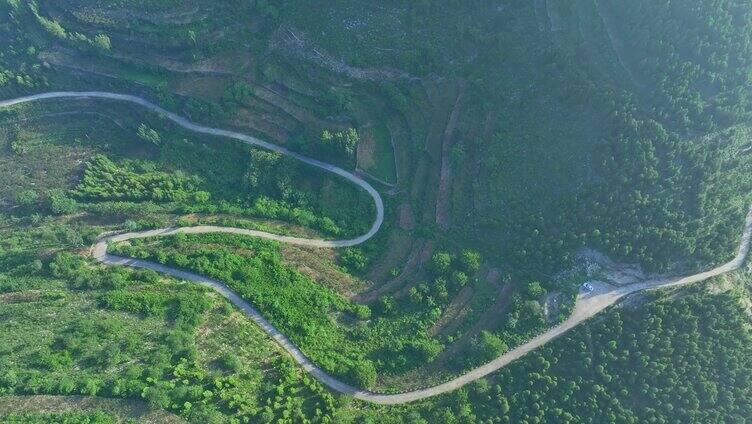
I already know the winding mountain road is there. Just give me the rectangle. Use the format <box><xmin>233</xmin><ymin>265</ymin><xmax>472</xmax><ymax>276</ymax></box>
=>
<box><xmin>3</xmin><ymin>91</ymin><xmax>751</xmax><ymax>405</ymax></box>
<box><xmin>0</xmin><ymin>91</ymin><xmax>383</xmax><ymax>248</ymax></box>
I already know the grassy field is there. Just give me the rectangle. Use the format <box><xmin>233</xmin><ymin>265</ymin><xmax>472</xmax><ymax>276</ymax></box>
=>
<box><xmin>358</xmin><ymin>122</ymin><xmax>397</xmax><ymax>184</ymax></box>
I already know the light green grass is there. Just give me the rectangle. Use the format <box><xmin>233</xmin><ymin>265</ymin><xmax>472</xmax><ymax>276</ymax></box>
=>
<box><xmin>364</xmin><ymin>123</ymin><xmax>397</xmax><ymax>184</ymax></box>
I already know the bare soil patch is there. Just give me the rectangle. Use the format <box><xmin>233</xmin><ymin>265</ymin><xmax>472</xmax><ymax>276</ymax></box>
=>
<box><xmin>579</xmin><ymin>248</ymin><xmax>646</xmax><ymax>286</ymax></box>
<box><xmin>0</xmin><ymin>395</ymin><xmax>184</xmax><ymax>423</ymax></box>
<box><xmin>357</xmin><ymin>126</ymin><xmax>377</xmax><ymax>170</ymax></box>
<box><xmin>0</xmin><ymin>291</ymin><xmax>43</xmax><ymax>304</ymax></box>
<box><xmin>435</xmin><ymin>84</ymin><xmax>466</xmax><ymax>230</ymax></box>
<box><xmin>396</xmin><ymin>203</ymin><xmax>414</xmax><ymax>230</ymax></box>
<box><xmin>357</xmin><ymin>238</ymin><xmax>433</xmax><ymax>302</ymax></box>
<box><xmin>428</xmin><ymin>285</ymin><xmax>475</xmax><ymax>336</ymax></box>
<box><xmin>281</xmin><ymin>245</ymin><xmax>369</xmax><ymax>296</ymax></box>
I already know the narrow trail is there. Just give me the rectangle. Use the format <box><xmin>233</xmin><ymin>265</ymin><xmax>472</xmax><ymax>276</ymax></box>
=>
<box><xmin>3</xmin><ymin>92</ymin><xmax>751</xmax><ymax>405</ymax></box>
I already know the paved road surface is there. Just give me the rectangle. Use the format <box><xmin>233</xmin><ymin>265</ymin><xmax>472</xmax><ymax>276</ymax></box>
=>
<box><xmin>0</xmin><ymin>91</ymin><xmax>383</xmax><ymax>248</ymax></box>
<box><xmin>4</xmin><ymin>92</ymin><xmax>751</xmax><ymax>405</ymax></box>
<box><xmin>359</xmin><ymin>205</ymin><xmax>752</xmax><ymax>404</ymax></box>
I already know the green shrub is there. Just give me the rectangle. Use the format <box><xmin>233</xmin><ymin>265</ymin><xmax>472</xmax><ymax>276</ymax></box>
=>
<box><xmin>450</xmin><ymin>271</ymin><xmax>469</xmax><ymax>288</ymax></box>
<box><xmin>47</xmin><ymin>190</ymin><xmax>77</xmax><ymax>215</ymax></box>
<box><xmin>353</xmin><ymin>304</ymin><xmax>372</xmax><ymax>320</ymax></box>
<box><xmin>349</xmin><ymin>359</ymin><xmax>377</xmax><ymax>389</ymax></box>
<box><xmin>136</xmin><ymin>123</ymin><xmax>161</xmax><ymax>145</ymax></box>
<box><xmin>524</xmin><ymin>281</ymin><xmax>546</xmax><ymax>299</ymax></box>
<box><xmin>458</xmin><ymin>250</ymin><xmax>481</xmax><ymax>274</ymax></box>
<box><xmin>93</xmin><ymin>33</ymin><xmax>111</xmax><ymax>51</ymax></box>
<box><xmin>470</xmin><ymin>331</ymin><xmax>508</xmax><ymax>363</ymax></box>
<box><xmin>341</xmin><ymin>248</ymin><xmax>367</xmax><ymax>272</ymax></box>
<box><xmin>430</xmin><ymin>252</ymin><xmax>453</xmax><ymax>275</ymax></box>
<box><xmin>321</xmin><ymin>128</ymin><xmax>359</xmax><ymax>159</ymax></box>
<box><xmin>219</xmin><ymin>353</ymin><xmax>242</xmax><ymax>372</ymax></box>
<box><xmin>15</xmin><ymin>189</ymin><xmax>38</xmax><ymax>207</ymax></box>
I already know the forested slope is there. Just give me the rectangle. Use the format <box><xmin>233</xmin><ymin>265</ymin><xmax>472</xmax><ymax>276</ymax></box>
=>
<box><xmin>2</xmin><ymin>0</ymin><xmax>752</xmax><ymax>422</ymax></box>
<box><xmin>602</xmin><ymin>0</ymin><xmax>752</xmax><ymax>130</ymax></box>
<box><xmin>344</xmin><ymin>281</ymin><xmax>752</xmax><ymax>423</ymax></box>
<box><xmin>278</xmin><ymin>0</ymin><xmax>752</xmax><ymax>273</ymax></box>
<box><xmin>2</xmin><ymin>0</ymin><xmax>751</xmax><ymax>274</ymax></box>
<box><xmin>453</xmin><ymin>0</ymin><xmax>752</xmax><ymax>273</ymax></box>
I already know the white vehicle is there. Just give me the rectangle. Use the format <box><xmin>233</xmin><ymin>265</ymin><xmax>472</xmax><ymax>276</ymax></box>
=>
<box><xmin>582</xmin><ymin>282</ymin><xmax>595</xmax><ymax>292</ymax></box>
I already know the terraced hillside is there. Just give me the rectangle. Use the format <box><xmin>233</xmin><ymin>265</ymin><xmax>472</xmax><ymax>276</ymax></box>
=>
<box><xmin>2</xmin><ymin>0</ymin><xmax>752</xmax><ymax>423</ymax></box>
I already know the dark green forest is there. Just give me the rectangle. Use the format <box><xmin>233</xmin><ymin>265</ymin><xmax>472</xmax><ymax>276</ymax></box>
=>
<box><xmin>345</xmin><ymin>284</ymin><xmax>752</xmax><ymax>423</ymax></box>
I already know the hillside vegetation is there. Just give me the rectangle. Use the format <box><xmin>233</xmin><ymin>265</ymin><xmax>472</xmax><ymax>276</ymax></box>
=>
<box><xmin>2</xmin><ymin>0</ymin><xmax>752</xmax><ymax>423</ymax></box>
<box><xmin>343</xmin><ymin>280</ymin><xmax>752</xmax><ymax>423</ymax></box>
